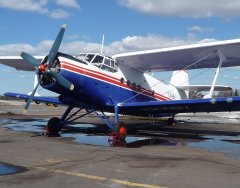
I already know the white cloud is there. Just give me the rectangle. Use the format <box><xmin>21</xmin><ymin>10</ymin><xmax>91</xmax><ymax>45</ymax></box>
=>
<box><xmin>224</xmin><ymin>74</ymin><xmax>229</xmax><ymax>78</ymax></box>
<box><xmin>0</xmin><ymin>43</ymin><xmax>34</xmax><ymax>56</ymax></box>
<box><xmin>0</xmin><ymin>0</ymin><xmax>79</xmax><ymax>19</ymax></box>
<box><xmin>0</xmin><ymin>0</ymin><xmax>48</xmax><ymax>13</ymax></box>
<box><xmin>234</xmin><ymin>76</ymin><xmax>240</xmax><ymax>80</ymax></box>
<box><xmin>0</xmin><ymin>34</ymin><xmax>214</xmax><ymax>57</ymax></box>
<box><xmin>188</xmin><ymin>26</ymin><xmax>213</xmax><ymax>33</ymax></box>
<box><xmin>2</xmin><ymin>69</ymin><xmax>13</xmax><ymax>73</ymax></box>
<box><xmin>108</xmin><ymin>34</ymin><xmax>196</xmax><ymax>54</ymax></box>
<box><xmin>19</xmin><ymin>75</ymin><xmax>31</xmax><ymax>78</ymax></box>
<box><xmin>50</xmin><ymin>9</ymin><xmax>69</xmax><ymax>19</ymax></box>
<box><xmin>119</xmin><ymin>0</ymin><xmax>240</xmax><ymax>18</ymax></box>
<box><xmin>55</xmin><ymin>0</ymin><xmax>80</xmax><ymax>9</ymax></box>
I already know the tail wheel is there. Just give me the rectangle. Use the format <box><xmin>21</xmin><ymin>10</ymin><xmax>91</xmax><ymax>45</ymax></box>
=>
<box><xmin>114</xmin><ymin>122</ymin><xmax>127</xmax><ymax>140</ymax></box>
<box><xmin>47</xmin><ymin>117</ymin><xmax>62</xmax><ymax>135</ymax></box>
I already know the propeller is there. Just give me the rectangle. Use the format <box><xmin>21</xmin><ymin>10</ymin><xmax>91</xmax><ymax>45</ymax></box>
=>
<box><xmin>21</xmin><ymin>24</ymin><xmax>74</xmax><ymax>113</ymax></box>
<box><xmin>23</xmin><ymin>82</ymin><xmax>40</xmax><ymax>114</ymax></box>
<box><xmin>21</xmin><ymin>52</ymin><xmax>39</xmax><ymax>69</ymax></box>
<box><xmin>48</xmin><ymin>24</ymin><xmax>67</xmax><ymax>64</ymax></box>
<box><xmin>48</xmin><ymin>71</ymin><xmax>74</xmax><ymax>91</ymax></box>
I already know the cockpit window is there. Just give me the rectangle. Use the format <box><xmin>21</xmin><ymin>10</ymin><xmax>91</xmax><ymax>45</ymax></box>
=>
<box><xmin>76</xmin><ymin>53</ymin><xmax>118</xmax><ymax>73</ymax></box>
<box><xmin>76</xmin><ymin>53</ymin><xmax>87</xmax><ymax>60</ymax></box>
<box><xmin>97</xmin><ymin>57</ymin><xmax>118</xmax><ymax>73</ymax></box>
<box><xmin>85</xmin><ymin>54</ymin><xmax>95</xmax><ymax>63</ymax></box>
<box><xmin>92</xmin><ymin>55</ymin><xmax>104</xmax><ymax>64</ymax></box>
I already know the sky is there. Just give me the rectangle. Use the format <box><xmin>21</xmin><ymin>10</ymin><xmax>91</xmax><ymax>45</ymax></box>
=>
<box><xmin>1</xmin><ymin>0</ymin><xmax>240</xmax><ymax>95</ymax></box>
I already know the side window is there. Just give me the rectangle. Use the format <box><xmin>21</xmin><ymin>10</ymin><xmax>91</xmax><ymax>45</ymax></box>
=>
<box><xmin>101</xmin><ymin>64</ymin><xmax>113</xmax><ymax>72</ymax></box>
<box><xmin>114</xmin><ymin>62</ymin><xmax>118</xmax><ymax>70</ymax></box>
<box><xmin>104</xmin><ymin>58</ymin><xmax>111</xmax><ymax>66</ymax></box>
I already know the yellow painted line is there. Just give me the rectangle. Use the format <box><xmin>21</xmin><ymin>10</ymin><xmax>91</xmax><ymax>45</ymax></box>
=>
<box><xmin>111</xmin><ymin>179</ymin><xmax>164</xmax><ymax>188</ymax></box>
<box><xmin>46</xmin><ymin>159</ymin><xmax>68</xmax><ymax>163</ymax></box>
<box><xmin>25</xmin><ymin>165</ymin><xmax>167</xmax><ymax>188</ymax></box>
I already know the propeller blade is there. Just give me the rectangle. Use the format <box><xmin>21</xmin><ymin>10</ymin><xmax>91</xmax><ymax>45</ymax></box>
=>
<box><xmin>47</xmin><ymin>24</ymin><xmax>67</xmax><ymax>64</ymax></box>
<box><xmin>23</xmin><ymin>82</ymin><xmax>40</xmax><ymax>114</ymax></box>
<box><xmin>21</xmin><ymin>52</ymin><xmax>39</xmax><ymax>69</ymax></box>
<box><xmin>48</xmin><ymin>70</ymin><xmax>74</xmax><ymax>91</ymax></box>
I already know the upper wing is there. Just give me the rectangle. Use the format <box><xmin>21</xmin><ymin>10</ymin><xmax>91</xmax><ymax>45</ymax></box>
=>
<box><xmin>119</xmin><ymin>97</ymin><xmax>240</xmax><ymax>116</ymax></box>
<box><xmin>113</xmin><ymin>39</ymin><xmax>240</xmax><ymax>72</ymax></box>
<box><xmin>0</xmin><ymin>56</ymin><xmax>44</xmax><ymax>71</ymax></box>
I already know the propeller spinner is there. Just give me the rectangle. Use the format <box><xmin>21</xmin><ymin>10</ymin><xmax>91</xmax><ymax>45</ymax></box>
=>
<box><xmin>21</xmin><ymin>24</ymin><xmax>74</xmax><ymax>113</ymax></box>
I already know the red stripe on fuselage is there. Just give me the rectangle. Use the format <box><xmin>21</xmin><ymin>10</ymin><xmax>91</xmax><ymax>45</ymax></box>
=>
<box><xmin>60</xmin><ymin>61</ymin><xmax>171</xmax><ymax>101</ymax></box>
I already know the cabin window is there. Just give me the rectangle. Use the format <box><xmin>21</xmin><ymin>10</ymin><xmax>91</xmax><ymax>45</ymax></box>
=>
<box><xmin>120</xmin><ymin>77</ymin><xmax>125</xmax><ymax>84</ymax></box>
<box><xmin>127</xmin><ymin>80</ymin><xmax>131</xmax><ymax>86</ymax></box>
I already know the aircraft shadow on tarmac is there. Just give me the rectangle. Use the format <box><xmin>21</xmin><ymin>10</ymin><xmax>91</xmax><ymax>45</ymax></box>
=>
<box><xmin>1</xmin><ymin>118</ymin><xmax>240</xmax><ymax>148</ymax></box>
<box><xmin>60</xmin><ymin>121</ymin><xmax>240</xmax><ymax>148</ymax></box>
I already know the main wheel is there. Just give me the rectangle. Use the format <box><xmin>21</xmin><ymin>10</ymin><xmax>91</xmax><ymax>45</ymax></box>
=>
<box><xmin>114</xmin><ymin>122</ymin><xmax>127</xmax><ymax>140</ymax></box>
<box><xmin>47</xmin><ymin>117</ymin><xmax>62</xmax><ymax>135</ymax></box>
<box><xmin>167</xmin><ymin>117</ymin><xmax>176</xmax><ymax>126</ymax></box>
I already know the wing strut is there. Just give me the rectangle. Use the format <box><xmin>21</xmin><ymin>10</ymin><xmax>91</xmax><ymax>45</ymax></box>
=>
<box><xmin>204</xmin><ymin>49</ymin><xmax>226</xmax><ymax>98</ymax></box>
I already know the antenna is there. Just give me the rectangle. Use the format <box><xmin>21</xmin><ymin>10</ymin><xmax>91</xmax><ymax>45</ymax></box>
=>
<box><xmin>100</xmin><ymin>35</ymin><xmax>104</xmax><ymax>54</ymax></box>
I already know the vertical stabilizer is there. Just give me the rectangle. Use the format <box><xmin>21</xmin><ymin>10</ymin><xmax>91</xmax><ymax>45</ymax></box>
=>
<box><xmin>169</xmin><ymin>70</ymin><xmax>189</xmax><ymax>99</ymax></box>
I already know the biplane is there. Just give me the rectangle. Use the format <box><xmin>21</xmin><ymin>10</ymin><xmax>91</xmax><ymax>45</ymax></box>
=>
<box><xmin>1</xmin><ymin>24</ymin><xmax>240</xmax><ymax>139</ymax></box>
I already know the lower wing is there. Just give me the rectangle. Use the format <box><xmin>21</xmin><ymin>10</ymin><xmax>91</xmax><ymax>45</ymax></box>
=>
<box><xmin>119</xmin><ymin>97</ymin><xmax>240</xmax><ymax>116</ymax></box>
<box><xmin>4</xmin><ymin>92</ymin><xmax>63</xmax><ymax>106</ymax></box>
<box><xmin>177</xmin><ymin>85</ymin><xmax>232</xmax><ymax>92</ymax></box>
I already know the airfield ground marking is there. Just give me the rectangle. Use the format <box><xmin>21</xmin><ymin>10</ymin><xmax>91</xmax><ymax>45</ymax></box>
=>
<box><xmin>22</xmin><ymin>165</ymin><xmax>167</xmax><ymax>188</ymax></box>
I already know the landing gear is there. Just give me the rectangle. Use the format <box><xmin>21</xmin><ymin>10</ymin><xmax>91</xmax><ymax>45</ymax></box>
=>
<box><xmin>167</xmin><ymin>116</ymin><xmax>176</xmax><ymax>126</ymax></box>
<box><xmin>114</xmin><ymin>122</ymin><xmax>127</xmax><ymax>140</ymax></box>
<box><xmin>46</xmin><ymin>117</ymin><xmax>62</xmax><ymax>136</ymax></box>
<box><xmin>108</xmin><ymin>122</ymin><xmax>127</xmax><ymax>147</ymax></box>
<box><xmin>42</xmin><ymin>104</ymin><xmax>128</xmax><ymax>142</ymax></box>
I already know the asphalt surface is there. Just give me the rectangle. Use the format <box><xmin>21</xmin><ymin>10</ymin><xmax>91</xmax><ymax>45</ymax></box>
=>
<box><xmin>0</xmin><ymin>101</ymin><xmax>240</xmax><ymax>188</ymax></box>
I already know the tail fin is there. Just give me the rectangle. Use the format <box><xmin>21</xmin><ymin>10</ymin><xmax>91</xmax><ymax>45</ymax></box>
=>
<box><xmin>169</xmin><ymin>70</ymin><xmax>189</xmax><ymax>99</ymax></box>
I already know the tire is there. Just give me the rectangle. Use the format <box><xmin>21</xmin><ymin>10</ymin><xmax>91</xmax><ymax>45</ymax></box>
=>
<box><xmin>47</xmin><ymin>117</ymin><xmax>62</xmax><ymax>135</ymax></box>
<box><xmin>167</xmin><ymin>118</ymin><xmax>176</xmax><ymax>126</ymax></box>
<box><xmin>114</xmin><ymin>122</ymin><xmax>127</xmax><ymax>140</ymax></box>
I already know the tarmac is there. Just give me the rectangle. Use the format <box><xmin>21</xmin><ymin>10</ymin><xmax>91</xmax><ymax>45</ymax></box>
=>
<box><xmin>0</xmin><ymin>100</ymin><xmax>240</xmax><ymax>188</ymax></box>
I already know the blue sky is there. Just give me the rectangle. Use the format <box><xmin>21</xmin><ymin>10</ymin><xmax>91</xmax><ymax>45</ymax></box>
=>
<box><xmin>1</xmin><ymin>0</ymin><xmax>240</xmax><ymax>95</ymax></box>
